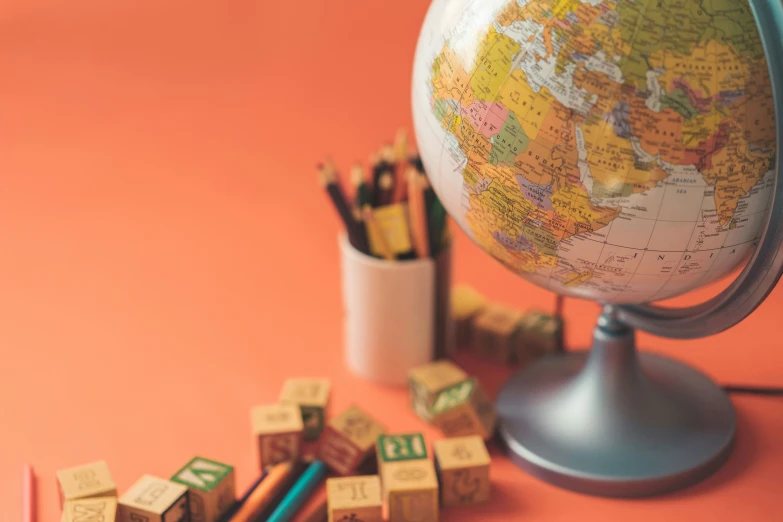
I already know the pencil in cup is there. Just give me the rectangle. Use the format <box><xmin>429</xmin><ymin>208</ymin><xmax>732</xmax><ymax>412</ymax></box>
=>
<box><xmin>319</xmin><ymin>161</ymin><xmax>367</xmax><ymax>253</ymax></box>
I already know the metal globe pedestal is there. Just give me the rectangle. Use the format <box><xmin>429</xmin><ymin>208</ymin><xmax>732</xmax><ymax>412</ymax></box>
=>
<box><xmin>497</xmin><ymin>309</ymin><xmax>736</xmax><ymax>498</ymax></box>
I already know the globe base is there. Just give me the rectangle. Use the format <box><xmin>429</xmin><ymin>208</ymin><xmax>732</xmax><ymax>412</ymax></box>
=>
<box><xmin>496</xmin><ymin>311</ymin><xmax>736</xmax><ymax>498</ymax></box>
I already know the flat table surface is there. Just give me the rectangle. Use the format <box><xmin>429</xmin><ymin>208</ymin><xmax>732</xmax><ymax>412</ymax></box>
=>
<box><xmin>1</xmin><ymin>1</ymin><xmax>782</xmax><ymax>520</ymax></box>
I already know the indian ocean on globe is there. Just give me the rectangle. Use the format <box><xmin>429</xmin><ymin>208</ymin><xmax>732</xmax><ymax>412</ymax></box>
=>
<box><xmin>412</xmin><ymin>0</ymin><xmax>776</xmax><ymax>304</ymax></box>
<box><xmin>412</xmin><ymin>0</ymin><xmax>783</xmax><ymax>498</ymax></box>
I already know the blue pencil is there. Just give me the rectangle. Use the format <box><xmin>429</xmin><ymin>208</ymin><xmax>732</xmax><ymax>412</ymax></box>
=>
<box><xmin>264</xmin><ymin>460</ymin><xmax>327</xmax><ymax>522</ymax></box>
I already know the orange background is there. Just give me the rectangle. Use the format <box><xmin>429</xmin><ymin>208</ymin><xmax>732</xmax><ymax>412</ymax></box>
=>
<box><xmin>1</xmin><ymin>1</ymin><xmax>782</xmax><ymax>520</ymax></box>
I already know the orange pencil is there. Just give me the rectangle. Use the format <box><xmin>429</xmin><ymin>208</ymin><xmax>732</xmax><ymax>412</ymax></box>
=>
<box><xmin>392</xmin><ymin>129</ymin><xmax>408</xmax><ymax>202</ymax></box>
<box><xmin>362</xmin><ymin>205</ymin><xmax>395</xmax><ymax>261</ymax></box>
<box><xmin>23</xmin><ymin>465</ymin><xmax>35</xmax><ymax>522</ymax></box>
<box><xmin>407</xmin><ymin>168</ymin><xmax>430</xmax><ymax>258</ymax></box>
<box><xmin>229</xmin><ymin>462</ymin><xmax>294</xmax><ymax>522</ymax></box>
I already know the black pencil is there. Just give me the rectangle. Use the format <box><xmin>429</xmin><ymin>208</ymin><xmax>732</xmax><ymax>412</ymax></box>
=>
<box><xmin>319</xmin><ymin>161</ymin><xmax>366</xmax><ymax>251</ymax></box>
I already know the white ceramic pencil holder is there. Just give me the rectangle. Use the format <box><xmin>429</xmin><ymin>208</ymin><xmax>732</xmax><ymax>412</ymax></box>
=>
<box><xmin>340</xmin><ymin>233</ymin><xmax>451</xmax><ymax>386</ymax></box>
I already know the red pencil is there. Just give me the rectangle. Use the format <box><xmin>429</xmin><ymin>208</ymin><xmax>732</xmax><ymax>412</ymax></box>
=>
<box><xmin>23</xmin><ymin>465</ymin><xmax>36</xmax><ymax>522</ymax></box>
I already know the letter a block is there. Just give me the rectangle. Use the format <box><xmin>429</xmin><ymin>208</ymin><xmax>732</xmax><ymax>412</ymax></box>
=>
<box><xmin>251</xmin><ymin>403</ymin><xmax>304</xmax><ymax>470</ymax></box>
<box><xmin>279</xmin><ymin>378</ymin><xmax>331</xmax><ymax>441</ymax></box>
<box><xmin>430</xmin><ymin>379</ymin><xmax>497</xmax><ymax>440</ymax></box>
<box><xmin>433</xmin><ymin>435</ymin><xmax>491</xmax><ymax>507</ymax></box>
<box><xmin>383</xmin><ymin>459</ymin><xmax>439</xmax><ymax>522</ymax></box>
<box><xmin>62</xmin><ymin>497</ymin><xmax>117</xmax><ymax>522</ymax></box>
<box><xmin>326</xmin><ymin>475</ymin><xmax>382</xmax><ymax>522</ymax></box>
<box><xmin>319</xmin><ymin>405</ymin><xmax>387</xmax><ymax>476</ymax></box>
<box><xmin>171</xmin><ymin>457</ymin><xmax>235</xmax><ymax>522</ymax></box>
<box><xmin>408</xmin><ymin>361</ymin><xmax>468</xmax><ymax>423</ymax></box>
<box><xmin>118</xmin><ymin>475</ymin><xmax>189</xmax><ymax>522</ymax></box>
<box><xmin>57</xmin><ymin>460</ymin><xmax>117</xmax><ymax>507</ymax></box>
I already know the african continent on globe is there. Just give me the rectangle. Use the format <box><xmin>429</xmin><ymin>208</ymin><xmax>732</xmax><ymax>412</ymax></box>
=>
<box><xmin>412</xmin><ymin>0</ymin><xmax>777</xmax><ymax>304</ymax></box>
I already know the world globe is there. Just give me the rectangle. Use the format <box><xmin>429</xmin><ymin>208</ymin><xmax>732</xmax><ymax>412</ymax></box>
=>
<box><xmin>412</xmin><ymin>0</ymin><xmax>783</xmax><ymax>498</ymax></box>
<box><xmin>412</xmin><ymin>0</ymin><xmax>776</xmax><ymax>304</ymax></box>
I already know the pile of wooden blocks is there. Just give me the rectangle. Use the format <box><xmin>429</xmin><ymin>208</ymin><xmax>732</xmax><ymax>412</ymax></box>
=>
<box><xmin>451</xmin><ymin>284</ymin><xmax>565</xmax><ymax>365</ymax></box>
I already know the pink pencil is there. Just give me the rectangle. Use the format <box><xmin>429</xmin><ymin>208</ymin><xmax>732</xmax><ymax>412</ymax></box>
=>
<box><xmin>22</xmin><ymin>465</ymin><xmax>36</xmax><ymax>522</ymax></box>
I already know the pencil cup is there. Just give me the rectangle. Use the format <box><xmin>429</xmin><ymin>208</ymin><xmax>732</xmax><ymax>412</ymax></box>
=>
<box><xmin>340</xmin><ymin>234</ymin><xmax>452</xmax><ymax>386</ymax></box>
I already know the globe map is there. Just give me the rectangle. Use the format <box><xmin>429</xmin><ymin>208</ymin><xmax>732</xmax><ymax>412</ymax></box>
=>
<box><xmin>412</xmin><ymin>0</ymin><xmax>777</xmax><ymax>304</ymax></box>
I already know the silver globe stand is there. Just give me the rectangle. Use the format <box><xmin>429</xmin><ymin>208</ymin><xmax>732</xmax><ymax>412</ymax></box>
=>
<box><xmin>497</xmin><ymin>0</ymin><xmax>783</xmax><ymax>497</ymax></box>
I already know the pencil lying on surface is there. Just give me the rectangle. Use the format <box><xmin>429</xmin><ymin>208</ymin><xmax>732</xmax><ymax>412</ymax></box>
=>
<box><xmin>265</xmin><ymin>461</ymin><xmax>328</xmax><ymax>522</ymax></box>
<box><xmin>22</xmin><ymin>465</ymin><xmax>35</xmax><ymax>522</ymax></box>
<box><xmin>217</xmin><ymin>471</ymin><xmax>268</xmax><ymax>522</ymax></box>
<box><xmin>229</xmin><ymin>462</ymin><xmax>295</xmax><ymax>522</ymax></box>
<box><xmin>252</xmin><ymin>461</ymin><xmax>309</xmax><ymax>522</ymax></box>
<box><xmin>362</xmin><ymin>205</ymin><xmax>395</xmax><ymax>261</ymax></box>
<box><xmin>407</xmin><ymin>168</ymin><xmax>429</xmax><ymax>258</ymax></box>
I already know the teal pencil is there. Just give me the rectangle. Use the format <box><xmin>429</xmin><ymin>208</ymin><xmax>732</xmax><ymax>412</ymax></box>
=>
<box><xmin>264</xmin><ymin>461</ymin><xmax>327</xmax><ymax>522</ymax></box>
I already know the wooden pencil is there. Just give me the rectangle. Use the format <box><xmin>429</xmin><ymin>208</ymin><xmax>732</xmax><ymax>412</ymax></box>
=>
<box><xmin>351</xmin><ymin>163</ymin><xmax>371</xmax><ymax>210</ymax></box>
<box><xmin>320</xmin><ymin>161</ymin><xmax>366</xmax><ymax>252</ymax></box>
<box><xmin>375</xmin><ymin>173</ymin><xmax>394</xmax><ymax>207</ymax></box>
<box><xmin>251</xmin><ymin>461</ymin><xmax>309</xmax><ymax>522</ymax></box>
<box><xmin>362</xmin><ymin>205</ymin><xmax>395</xmax><ymax>261</ymax></box>
<box><xmin>407</xmin><ymin>168</ymin><xmax>429</xmax><ymax>258</ymax></box>
<box><xmin>392</xmin><ymin>129</ymin><xmax>409</xmax><ymax>202</ymax></box>
<box><xmin>217</xmin><ymin>472</ymin><xmax>267</xmax><ymax>522</ymax></box>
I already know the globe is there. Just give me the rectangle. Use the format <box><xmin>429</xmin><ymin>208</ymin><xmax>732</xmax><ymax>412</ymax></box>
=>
<box><xmin>412</xmin><ymin>0</ymin><xmax>776</xmax><ymax>304</ymax></box>
<box><xmin>412</xmin><ymin>0</ymin><xmax>783</xmax><ymax>497</ymax></box>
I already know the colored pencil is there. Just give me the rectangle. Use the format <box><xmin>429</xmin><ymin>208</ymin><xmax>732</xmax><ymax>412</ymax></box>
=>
<box><xmin>407</xmin><ymin>168</ymin><xmax>429</xmax><ymax>258</ymax></box>
<box><xmin>252</xmin><ymin>461</ymin><xmax>309</xmax><ymax>522</ymax></box>
<box><xmin>362</xmin><ymin>205</ymin><xmax>395</xmax><ymax>261</ymax></box>
<box><xmin>217</xmin><ymin>471</ymin><xmax>268</xmax><ymax>522</ymax></box>
<box><xmin>229</xmin><ymin>462</ymin><xmax>295</xmax><ymax>522</ymax></box>
<box><xmin>265</xmin><ymin>461</ymin><xmax>328</xmax><ymax>522</ymax></box>
<box><xmin>376</xmin><ymin>173</ymin><xmax>394</xmax><ymax>207</ymax></box>
<box><xmin>320</xmin><ymin>161</ymin><xmax>365</xmax><ymax>251</ymax></box>
<box><xmin>291</xmin><ymin>486</ymin><xmax>327</xmax><ymax>522</ymax></box>
<box><xmin>22</xmin><ymin>465</ymin><xmax>35</xmax><ymax>522</ymax></box>
<box><xmin>392</xmin><ymin>129</ymin><xmax>409</xmax><ymax>202</ymax></box>
<box><xmin>351</xmin><ymin>163</ymin><xmax>371</xmax><ymax>210</ymax></box>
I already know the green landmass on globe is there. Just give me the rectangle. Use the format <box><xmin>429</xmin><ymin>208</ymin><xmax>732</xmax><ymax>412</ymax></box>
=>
<box><xmin>417</xmin><ymin>0</ymin><xmax>777</xmax><ymax>303</ymax></box>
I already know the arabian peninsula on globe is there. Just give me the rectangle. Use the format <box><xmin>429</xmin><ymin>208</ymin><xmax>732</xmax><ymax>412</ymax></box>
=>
<box><xmin>412</xmin><ymin>0</ymin><xmax>777</xmax><ymax>304</ymax></box>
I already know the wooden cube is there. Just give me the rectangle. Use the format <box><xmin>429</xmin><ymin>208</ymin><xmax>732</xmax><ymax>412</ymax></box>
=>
<box><xmin>472</xmin><ymin>305</ymin><xmax>523</xmax><ymax>364</ymax></box>
<box><xmin>433</xmin><ymin>436</ymin><xmax>491</xmax><ymax>507</ymax></box>
<box><xmin>430</xmin><ymin>379</ymin><xmax>497</xmax><ymax>440</ymax></box>
<box><xmin>517</xmin><ymin>311</ymin><xmax>564</xmax><ymax>361</ymax></box>
<box><xmin>171</xmin><ymin>457</ymin><xmax>235</xmax><ymax>522</ymax></box>
<box><xmin>451</xmin><ymin>285</ymin><xmax>486</xmax><ymax>350</ymax></box>
<box><xmin>62</xmin><ymin>497</ymin><xmax>117</xmax><ymax>522</ymax></box>
<box><xmin>383</xmin><ymin>459</ymin><xmax>439</xmax><ymax>522</ymax></box>
<box><xmin>279</xmin><ymin>378</ymin><xmax>331</xmax><ymax>441</ymax></box>
<box><xmin>408</xmin><ymin>361</ymin><xmax>468</xmax><ymax>423</ymax></box>
<box><xmin>319</xmin><ymin>405</ymin><xmax>387</xmax><ymax>476</ymax></box>
<box><xmin>118</xmin><ymin>475</ymin><xmax>189</xmax><ymax>522</ymax></box>
<box><xmin>376</xmin><ymin>433</ymin><xmax>429</xmax><ymax>496</ymax></box>
<box><xmin>326</xmin><ymin>475</ymin><xmax>382</xmax><ymax>522</ymax></box>
<box><xmin>57</xmin><ymin>460</ymin><xmax>117</xmax><ymax>506</ymax></box>
<box><xmin>251</xmin><ymin>403</ymin><xmax>304</xmax><ymax>470</ymax></box>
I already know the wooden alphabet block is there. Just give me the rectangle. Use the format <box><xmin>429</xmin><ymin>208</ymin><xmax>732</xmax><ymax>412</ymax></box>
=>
<box><xmin>517</xmin><ymin>311</ymin><xmax>564</xmax><ymax>361</ymax></box>
<box><xmin>251</xmin><ymin>403</ymin><xmax>304</xmax><ymax>470</ymax></box>
<box><xmin>62</xmin><ymin>497</ymin><xmax>117</xmax><ymax>522</ymax></box>
<box><xmin>326</xmin><ymin>475</ymin><xmax>382</xmax><ymax>522</ymax></box>
<box><xmin>319</xmin><ymin>405</ymin><xmax>387</xmax><ymax>476</ymax></box>
<box><xmin>117</xmin><ymin>475</ymin><xmax>189</xmax><ymax>522</ymax></box>
<box><xmin>57</xmin><ymin>460</ymin><xmax>117</xmax><ymax>506</ymax></box>
<box><xmin>376</xmin><ymin>433</ymin><xmax>429</xmax><ymax>499</ymax></box>
<box><xmin>382</xmin><ymin>459</ymin><xmax>439</xmax><ymax>522</ymax></box>
<box><xmin>472</xmin><ymin>305</ymin><xmax>523</xmax><ymax>364</ymax></box>
<box><xmin>171</xmin><ymin>456</ymin><xmax>235</xmax><ymax>522</ymax></box>
<box><xmin>450</xmin><ymin>285</ymin><xmax>486</xmax><ymax>350</ymax></box>
<box><xmin>433</xmin><ymin>435</ymin><xmax>491</xmax><ymax>507</ymax></box>
<box><xmin>279</xmin><ymin>378</ymin><xmax>331</xmax><ymax>441</ymax></box>
<box><xmin>430</xmin><ymin>379</ymin><xmax>497</xmax><ymax>440</ymax></box>
<box><xmin>408</xmin><ymin>361</ymin><xmax>468</xmax><ymax>423</ymax></box>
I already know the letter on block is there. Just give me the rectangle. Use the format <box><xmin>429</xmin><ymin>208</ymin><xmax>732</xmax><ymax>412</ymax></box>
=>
<box><xmin>279</xmin><ymin>378</ymin><xmax>331</xmax><ymax>441</ymax></box>
<box><xmin>326</xmin><ymin>475</ymin><xmax>382</xmax><ymax>522</ymax></box>
<box><xmin>408</xmin><ymin>361</ymin><xmax>468</xmax><ymax>423</ymax></box>
<box><xmin>117</xmin><ymin>475</ymin><xmax>189</xmax><ymax>522</ymax></box>
<box><xmin>171</xmin><ymin>456</ymin><xmax>235</xmax><ymax>522</ymax></box>
<box><xmin>517</xmin><ymin>311</ymin><xmax>564</xmax><ymax>361</ymax></box>
<box><xmin>472</xmin><ymin>306</ymin><xmax>523</xmax><ymax>364</ymax></box>
<box><xmin>57</xmin><ymin>460</ymin><xmax>117</xmax><ymax>507</ymax></box>
<box><xmin>430</xmin><ymin>379</ymin><xmax>497</xmax><ymax>440</ymax></box>
<box><xmin>451</xmin><ymin>285</ymin><xmax>487</xmax><ymax>350</ymax></box>
<box><xmin>62</xmin><ymin>496</ymin><xmax>117</xmax><ymax>522</ymax></box>
<box><xmin>251</xmin><ymin>403</ymin><xmax>304</xmax><ymax>470</ymax></box>
<box><xmin>319</xmin><ymin>405</ymin><xmax>387</xmax><ymax>476</ymax></box>
<box><xmin>382</xmin><ymin>459</ymin><xmax>439</xmax><ymax>522</ymax></box>
<box><xmin>433</xmin><ymin>435</ymin><xmax>491</xmax><ymax>507</ymax></box>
